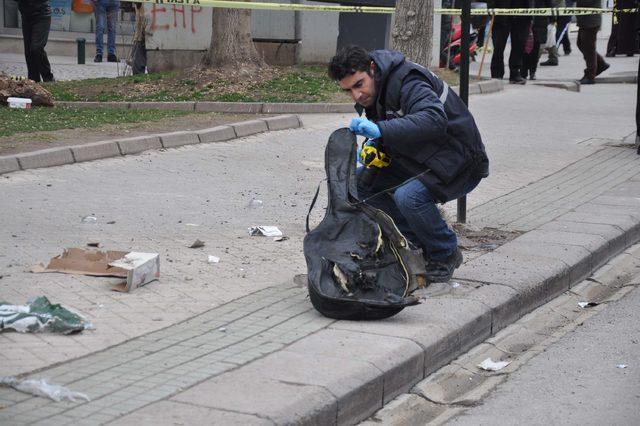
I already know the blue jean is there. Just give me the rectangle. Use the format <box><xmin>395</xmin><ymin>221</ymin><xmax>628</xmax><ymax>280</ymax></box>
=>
<box><xmin>357</xmin><ymin>169</ymin><xmax>480</xmax><ymax>261</ymax></box>
<box><xmin>94</xmin><ymin>0</ymin><xmax>119</xmax><ymax>56</ymax></box>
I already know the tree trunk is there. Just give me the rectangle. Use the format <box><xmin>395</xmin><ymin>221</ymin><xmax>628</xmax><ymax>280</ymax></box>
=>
<box><xmin>203</xmin><ymin>7</ymin><xmax>264</xmax><ymax>69</ymax></box>
<box><xmin>390</xmin><ymin>0</ymin><xmax>434</xmax><ymax>67</ymax></box>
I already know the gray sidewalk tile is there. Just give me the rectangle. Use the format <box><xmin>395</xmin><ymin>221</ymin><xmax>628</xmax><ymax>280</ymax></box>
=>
<box><xmin>15</xmin><ymin>148</ymin><xmax>74</xmax><ymax>170</ymax></box>
<box><xmin>262</xmin><ymin>114</ymin><xmax>301</xmax><ymax>131</ymax></box>
<box><xmin>116</xmin><ymin>135</ymin><xmax>162</xmax><ymax>155</ymax></box>
<box><xmin>109</xmin><ymin>401</ymin><xmax>274</xmax><ymax>425</ymax></box>
<box><xmin>285</xmin><ymin>329</ymin><xmax>425</xmax><ymax>403</ymax></box>
<box><xmin>0</xmin><ymin>155</ymin><xmax>20</xmax><ymax>174</ymax></box>
<box><xmin>231</xmin><ymin>120</ymin><xmax>269</xmax><ymax>137</ymax></box>
<box><xmin>158</xmin><ymin>131</ymin><xmax>201</xmax><ymax>148</ymax></box>
<box><xmin>70</xmin><ymin>141</ymin><xmax>121</xmax><ymax>162</ymax></box>
<box><xmin>196</xmin><ymin>125</ymin><xmax>236</xmax><ymax>143</ymax></box>
<box><xmin>171</xmin><ymin>369</ymin><xmax>336</xmax><ymax>425</ymax></box>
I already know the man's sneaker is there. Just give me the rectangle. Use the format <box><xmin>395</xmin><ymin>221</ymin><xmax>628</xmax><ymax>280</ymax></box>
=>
<box><xmin>107</xmin><ymin>53</ymin><xmax>118</xmax><ymax>62</ymax></box>
<box><xmin>540</xmin><ymin>59</ymin><xmax>558</xmax><ymax>66</ymax></box>
<box><xmin>425</xmin><ymin>248</ymin><xmax>463</xmax><ymax>283</ymax></box>
<box><xmin>509</xmin><ymin>75</ymin><xmax>526</xmax><ymax>85</ymax></box>
<box><xmin>579</xmin><ymin>76</ymin><xmax>595</xmax><ymax>85</ymax></box>
<box><xmin>94</xmin><ymin>54</ymin><xmax>102</xmax><ymax>63</ymax></box>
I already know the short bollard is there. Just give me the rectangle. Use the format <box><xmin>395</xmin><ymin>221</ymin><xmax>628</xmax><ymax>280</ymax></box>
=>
<box><xmin>76</xmin><ymin>38</ymin><xmax>86</xmax><ymax>64</ymax></box>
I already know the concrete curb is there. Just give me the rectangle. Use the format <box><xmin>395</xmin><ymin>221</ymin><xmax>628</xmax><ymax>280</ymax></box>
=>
<box><xmin>143</xmin><ymin>185</ymin><xmax>640</xmax><ymax>424</ymax></box>
<box><xmin>0</xmin><ymin>114</ymin><xmax>302</xmax><ymax>175</ymax></box>
<box><xmin>54</xmin><ymin>81</ymin><xmax>503</xmax><ymax>113</ymax></box>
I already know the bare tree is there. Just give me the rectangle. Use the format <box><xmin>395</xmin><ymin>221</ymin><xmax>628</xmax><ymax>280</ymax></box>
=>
<box><xmin>390</xmin><ymin>0</ymin><xmax>434</xmax><ymax>66</ymax></box>
<box><xmin>203</xmin><ymin>7</ymin><xmax>265</xmax><ymax>69</ymax></box>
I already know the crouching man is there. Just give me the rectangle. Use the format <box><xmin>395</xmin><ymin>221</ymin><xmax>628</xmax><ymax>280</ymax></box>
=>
<box><xmin>328</xmin><ymin>45</ymin><xmax>489</xmax><ymax>283</ymax></box>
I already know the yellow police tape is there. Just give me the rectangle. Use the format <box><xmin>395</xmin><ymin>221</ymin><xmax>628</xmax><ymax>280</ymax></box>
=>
<box><xmin>126</xmin><ymin>0</ymin><xmax>638</xmax><ymax>16</ymax></box>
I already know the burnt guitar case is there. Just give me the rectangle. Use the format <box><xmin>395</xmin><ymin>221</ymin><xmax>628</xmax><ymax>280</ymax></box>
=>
<box><xmin>303</xmin><ymin>128</ymin><xmax>427</xmax><ymax>320</ymax></box>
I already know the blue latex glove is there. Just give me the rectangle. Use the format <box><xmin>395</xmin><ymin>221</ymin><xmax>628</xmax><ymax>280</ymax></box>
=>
<box><xmin>349</xmin><ymin>118</ymin><xmax>381</xmax><ymax>139</ymax></box>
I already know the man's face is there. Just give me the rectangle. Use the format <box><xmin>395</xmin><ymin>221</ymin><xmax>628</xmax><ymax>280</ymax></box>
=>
<box><xmin>338</xmin><ymin>63</ymin><xmax>376</xmax><ymax>108</ymax></box>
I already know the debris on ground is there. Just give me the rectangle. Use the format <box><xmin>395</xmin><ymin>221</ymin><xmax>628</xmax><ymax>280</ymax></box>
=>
<box><xmin>32</xmin><ymin>248</ymin><xmax>159</xmax><ymax>293</ymax></box>
<box><xmin>108</xmin><ymin>252</ymin><xmax>160</xmax><ymax>292</ymax></box>
<box><xmin>86</xmin><ymin>242</ymin><xmax>100</xmax><ymax>248</ymax></box>
<box><xmin>0</xmin><ymin>377</ymin><xmax>89</xmax><ymax>402</ymax></box>
<box><xmin>0</xmin><ymin>74</ymin><xmax>54</xmax><ymax>106</ymax></box>
<box><xmin>0</xmin><ymin>296</ymin><xmax>92</xmax><ymax>334</ymax></box>
<box><xmin>207</xmin><ymin>255</ymin><xmax>220</xmax><ymax>264</ymax></box>
<box><xmin>616</xmin><ymin>364</ymin><xmax>627</xmax><ymax>369</ymax></box>
<box><xmin>248</xmin><ymin>199</ymin><xmax>264</xmax><ymax>209</ymax></box>
<box><xmin>273</xmin><ymin>236</ymin><xmax>289</xmax><ymax>242</ymax></box>
<box><xmin>249</xmin><ymin>226</ymin><xmax>283</xmax><ymax>237</ymax></box>
<box><xmin>578</xmin><ymin>301</ymin><xmax>599</xmax><ymax>308</ymax></box>
<box><xmin>31</xmin><ymin>248</ymin><xmax>128</xmax><ymax>277</ymax></box>
<box><xmin>81</xmin><ymin>214</ymin><xmax>97</xmax><ymax>224</ymax></box>
<box><xmin>452</xmin><ymin>224</ymin><xmax>523</xmax><ymax>252</ymax></box>
<box><xmin>189</xmin><ymin>239</ymin><xmax>205</xmax><ymax>249</ymax></box>
<box><xmin>477</xmin><ymin>358</ymin><xmax>510</xmax><ymax>371</ymax></box>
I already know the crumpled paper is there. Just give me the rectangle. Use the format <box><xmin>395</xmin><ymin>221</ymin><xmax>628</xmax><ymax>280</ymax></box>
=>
<box><xmin>0</xmin><ymin>296</ymin><xmax>92</xmax><ymax>334</ymax></box>
<box><xmin>0</xmin><ymin>377</ymin><xmax>90</xmax><ymax>402</ymax></box>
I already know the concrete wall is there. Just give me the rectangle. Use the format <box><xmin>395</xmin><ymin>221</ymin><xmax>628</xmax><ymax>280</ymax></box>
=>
<box><xmin>298</xmin><ymin>2</ymin><xmax>339</xmax><ymax>63</ymax></box>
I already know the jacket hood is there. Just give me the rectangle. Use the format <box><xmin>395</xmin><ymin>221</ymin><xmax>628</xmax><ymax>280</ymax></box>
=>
<box><xmin>366</xmin><ymin>50</ymin><xmax>406</xmax><ymax>115</ymax></box>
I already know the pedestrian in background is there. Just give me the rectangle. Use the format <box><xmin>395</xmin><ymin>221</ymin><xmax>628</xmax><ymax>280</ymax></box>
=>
<box><xmin>540</xmin><ymin>0</ymin><xmax>566</xmax><ymax>66</ymax></box>
<box><xmin>576</xmin><ymin>0</ymin><xmax>609</xmax><ymax>84</ymax></box>
<box><xmin>488</xmin><ymin>0</ymin><xmax>533</xmax><ymax>84</ymax></box>
<box><xmin>556</xmin><ymin>0</ymin><xmax>575</xmax><ymax>55</ymax></box>
<box><xmin>522</xmin><ymin>0</ymin><xmax>550</xmax><ymax>80</ymax></box>
<box><xmin>92</xmin><ymin>0</ymin><xmax>120</xmax><ymax>62</ymax></box>
<box><xmin>17</xmin><ymin>0</ymin><xmax>54</xmax><ymax>82</ymax></box>
<box><xmin>606</xmin><ymin>0</ymin><xmax>640</xmax><ymax>57</ymax></box>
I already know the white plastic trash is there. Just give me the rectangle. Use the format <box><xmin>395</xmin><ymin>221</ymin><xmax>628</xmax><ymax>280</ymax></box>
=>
<box><xmin>7</xmin><ymin>97</ymin><xmax>32</xmax><ymax>109</ymax></box>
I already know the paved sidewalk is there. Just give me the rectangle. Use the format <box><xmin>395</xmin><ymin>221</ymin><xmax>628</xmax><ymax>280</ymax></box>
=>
<box><xmin>0</xmin><ymin>53</ymin><xmax>127</xmax><ymax>81</ymax></box>
<box><xmin>0</xmin><ymin>33</ymin><xmax>638</xmax><ymax>425</ymax></box>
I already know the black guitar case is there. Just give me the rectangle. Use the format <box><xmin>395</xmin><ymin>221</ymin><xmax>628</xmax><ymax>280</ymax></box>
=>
<box><xmin>303</xmin><ymin>128</ymin><xmax>427</xmax><ymax>320</ymax></box>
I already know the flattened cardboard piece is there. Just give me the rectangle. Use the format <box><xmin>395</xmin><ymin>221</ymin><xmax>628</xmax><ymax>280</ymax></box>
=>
<box><xmin>108</xmin><ymin>252</ymin><xmax>160</xmax><ymax>292</ymax></box>
<box><xmin>32</xmin><ymin>248</ymin><xmax>129</xmax><ymax>277</ymax></box>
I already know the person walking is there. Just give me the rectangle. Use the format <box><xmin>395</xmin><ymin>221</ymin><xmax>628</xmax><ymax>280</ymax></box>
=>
<box><xmin>540</xmin><ymin>0</ymin><xmax>567</xmax><ymax>66</ymax></box>
<box><xmin>92</xmin><ymin>0</ymin><xmax>120</xmax><ymax>62</ymax></box>
<box><xmin>606</xmin><ymin>0</ymin><xmax>640</xmax><ymax>57</ymax></box>
<box><xmin>328</xmin><ymin>46</ymin><xmax>489</xmax><ymax>282</ymax></box>
<box><xmin>17</xmin><ymin>0</ymin><xmax>54</xmax><ymax>82</ymax></box>
<box><xmin>488</xmin><ymin>0</ymin><xmax>533</xmax><ymax>84</ymax></box>
<box><xmin>576</xmin><ymin>0</ymin><xmax>609</xmax><ymax>84</ymax></box>
<box><xmin>523</xmin><ymin>0</ymin><xmax>550</xmax><ymax>80</ymax></box>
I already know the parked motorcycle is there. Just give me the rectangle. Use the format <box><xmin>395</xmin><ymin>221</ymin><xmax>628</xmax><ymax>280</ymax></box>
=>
<box><xmin>440</xmin><ymin>22</ymin><xmax>478</xmax><ymax>70</ymax></box>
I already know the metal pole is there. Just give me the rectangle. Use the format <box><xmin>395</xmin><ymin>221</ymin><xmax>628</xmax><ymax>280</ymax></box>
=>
<box><xmin>456</xmin><ymin>0</ymin><xmax>471</xmax><ymax>223</ymax></box>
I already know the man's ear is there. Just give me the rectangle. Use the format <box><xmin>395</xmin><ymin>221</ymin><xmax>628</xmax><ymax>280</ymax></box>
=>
<box><xmin>370</xmin><ymin>61</ymin><xmax>376</xmax><ymax>74</ymax></box>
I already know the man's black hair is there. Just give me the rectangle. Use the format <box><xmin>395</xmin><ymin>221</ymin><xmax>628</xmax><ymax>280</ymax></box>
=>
<box><xmin>328</xmin><ymin>45</ymin><xmax>372</xmax><ymax>81</ymax></box>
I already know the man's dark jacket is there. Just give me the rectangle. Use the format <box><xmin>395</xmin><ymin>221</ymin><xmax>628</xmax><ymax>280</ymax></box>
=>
<box><xmin>361</xmin><ymin>50</ymin><xmax>489</xmax><ymax>203</ymax></box>
<box><xmin>576</xmin><ymin>0</ymin><xmax>602</xmax><ymax>28</ymax></box>
<box><xmin>16</xmin><ymin>0</ymin><xmax>51</xmax><ymax>19</ymax></box>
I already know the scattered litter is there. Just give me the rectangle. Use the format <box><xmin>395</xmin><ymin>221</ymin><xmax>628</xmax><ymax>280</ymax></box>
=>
<box><xmin>86</xmin><ymin>242</ymin><xmax>100</xmax><ymax>248</ymax></box>
<box><xmin>249</xmin><ymin>226</ymin><xmax>283</xmax><ymax>237</ymax></box>
<box><xmin>207</xmin><ymin>255</ymin><xmax>220</xmax><ymax>264</ymax></box>
<box><xmin>451</xmin><ymin>282</ymin><xmax>461</xmax><ymax>288</ymax></box>
<box><xmin>31</xmin><ymin>248</ymin><xmax>129</xmax><ymax>277</ymax></box>
<box><xmin>109</xmin><ymin>252</ymin><xmax>160</xmax><ymax>293</ymax></box>
<box><xmin>0</xmin><ymin>377</ymin><xmax>89</xmax><ymax>402</ymax></box>
<box><xmin>7</xmin><ymin>97</ymin><xmax>32</xmax><ymax>109</ymax></box>
<box><xmin>31</xmin><ymin>249</ymin><xmax>159</xmax><ymax>293</ymax></box>
<box><xmin>617</xmin><ymin>364</ymin><xmax>627</xmax><ymax>369</ymax></box>
<box><xmin>478</xmin><ymin>358</ymin><xmax>510</xmax><ymax>371</ymax></box>
<box><xmin>248</xmin><ymin>199</ymin><xmax>264</xmax><ymax>209</ymax></box>
<box><xmin>189</xmin><ymin>239</ymin><xmax>205</xmax><ymax>249</ymax></box>
<box><xmin>273</xmin><ymin>236</ymin><xmax>289</xmax><ymax>242</ymax></box>
<box><xmin>477</xmin><ymin>243</ymin><xmax>499</xmax><ymax>251</ymax></box>
<box><xmin>578</xmin><ymin>301</ymin><xmax>599</xmax><ymax>308</ymax></box>
<box><xmin>81</xmin><ymin>215</ymin><xmax>97</xmax><ymax>224</ymax></box>
<box><xmin>106</xmin><ymin>221</ymin><xmax>116</xmax><ymax>225</ymax></box>
<box><xmin>0</xmin><ymin>296</ymin><xmax>92</xmax><ymax>334</ymax></box>
<box><xmin>218</xmin><ymin>327</ymin><xmax>226</xmax><ymax>332</ymax></box>
<box><xmin>185</xmin><ymin>223</ymin><xmax>199</xmax><ymax>227</ymax></box>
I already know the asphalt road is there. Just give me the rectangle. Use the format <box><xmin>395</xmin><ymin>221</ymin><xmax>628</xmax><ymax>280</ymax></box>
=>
<box><xmin>447</xmin><ymin>281</ymin><xmax>640</xmax><ymax>425</ymax></box>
